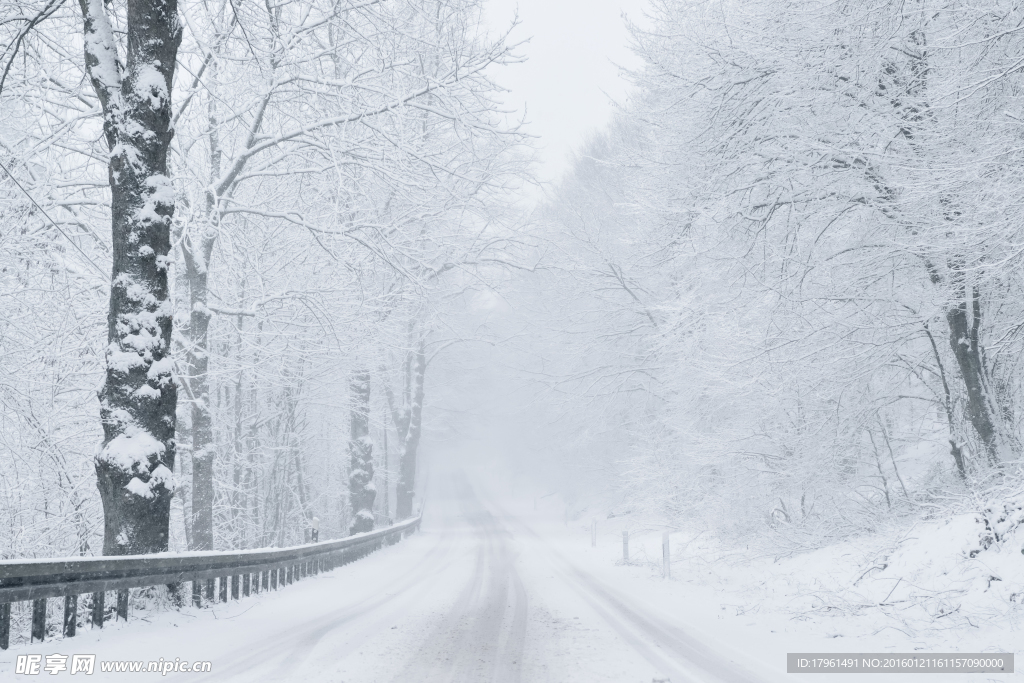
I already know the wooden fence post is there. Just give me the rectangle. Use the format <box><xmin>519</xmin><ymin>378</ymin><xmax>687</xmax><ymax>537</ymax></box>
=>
<box><xmin>31</xmin><ymin>598</ymin><xmax>46</xmax><ymax>641</ymax></box>
<box><xmin>91</xmin><ymin>591</ymin><xmax>104</xmax><ymax>627</ymax></box>
<box><xmin>231</xmin><ymin>575</ymin><xmax>239</xmax><ymax>600</ymax></box>
<box><xmin>116</xmin><ymin>590</ymin><xmax>128</xmax><ymax>621</ymax></box>
<box><xmin>243</xmin><ymin>573</ymin><xmax>250</xmax><ymax>597</ymax></box>
<box><xmin>192</xmin><ymin>580</ymin><xmax>201</xmax><ymax>607</ymax></box>
<box><xmin>63</xmin><ymin>594</ymin><xmax>77</xmax><ymax>637</ymax></box>
<box><xmin>0</xmin><ymin>603</ymin><xmax>9</xmax><ymax>649</ymax></box>
<box><xmin>219</xmin><ymin>577</ymin><xmax>227</xmax><ymax>602</ymax></box>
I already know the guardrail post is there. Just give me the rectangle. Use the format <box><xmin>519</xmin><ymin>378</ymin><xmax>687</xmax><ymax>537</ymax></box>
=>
<box><xmin>31</xmin><ymin>598</ymin><xmax>46</xmax><ymax>641</ymax></box>
<box><xmin>91</xmin><ymin>592</ymin><xmax>104</xmax><ymax>627</ymax></box>
<box><xmin>0</xmin><ymin>602</ymin><xmax>9</xmax><ymax>649</ymax></box>
<box><xmin>662</xmin><ymin>532</ymin><xmax>670</xmax><ymax>578</ymax></box>
<box><xmin>63</xmin><ymin>594</ymin><xmax>77</xmax><ymax>637</ymax></box>
<box><xmin>0</xmin><ymin>515</ymin><xmax>421</xmax><ymax>645</ymax></box>
<box><xmin>622</xmin><ymin>530</ymin><xmax>629</xmax><ymax>562</ymax></box>
<box><xmin>116</xmin><ymin>590</ymin><xmax>128</xmax><ymax>621</ymax></box>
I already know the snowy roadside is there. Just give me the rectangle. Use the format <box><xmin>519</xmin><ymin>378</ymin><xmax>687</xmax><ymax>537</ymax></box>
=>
<box><xmin>494</xmin><ymin>487</ymin><xmax>1024</xmax><ymax>683</ymax></box>
<box><xmin>0</xmin><ymin>530</ymin><xmax>442</xmax><ymax>681</ymax></box>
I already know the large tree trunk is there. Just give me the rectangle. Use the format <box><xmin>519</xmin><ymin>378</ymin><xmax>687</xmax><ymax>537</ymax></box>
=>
<box><xmin>180</xmin><ymin>61</ymin><xmax>222</xmax><ymax>550</ymax></box>
<box><xmin>79</xmin><ymin>0</ymin><xmax>183</xmax><ymax>555</ymax></box>
<box><xmin>922</xmin><ymin>322</ymin><xmax>967</xmax><ymax>479</ymax></box>
<box><xmin>874</xmin><ymin>24</ymin><xmax>1005</xmax><ymax>470</ymax></box>
<box><xmin>347</xmin><ymin>372</ymin><xmax>375</xmax><ymax>534</ymax></box>
<box><xmin>396</xmin><ymin>338</ymin><xmax>425</xmax><ymax>519</ymax></box>
<box><xmin>182</xmin><ymin>234</ymin><xmax>216</xmax><ymax>550</ymax></box>
<box><xmin>945</xmin><ymin>268</ymin><xmax>1002</xmax><ymax>466</ymax></box>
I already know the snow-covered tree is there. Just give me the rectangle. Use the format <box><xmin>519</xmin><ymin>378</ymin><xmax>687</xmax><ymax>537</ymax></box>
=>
<box><xmin>78</xmin><ymin>0</ymin><xmax>182</xmax><ymax>555</ymax></box>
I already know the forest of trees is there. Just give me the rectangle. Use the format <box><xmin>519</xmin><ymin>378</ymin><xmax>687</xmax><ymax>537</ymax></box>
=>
<box><xmin>3</xmin><ymin>0</ymin><xmax>1024</xmax><ymax>566</ymax></box>
<box><xmin>0</xmin><ymin>0</ymin><xmax>526</xmax><ymax>558</ymax></box>
<box><xmin>522</xmin><ymin>0</ymin><xmax>1024</xmax><ymax>551</ymax></box>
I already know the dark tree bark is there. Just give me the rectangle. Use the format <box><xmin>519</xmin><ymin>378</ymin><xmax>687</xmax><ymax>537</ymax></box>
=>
<box><xmin>79</xmin><ymin>0</ymin><xmax>182</xmax><ymax>554</ymax></box>
<box><xmin>181</xmin><ymin>231</ymin><xmax>215</xmax><ymax>550</ymax></box>
<box><xmin>347</xmin><ymin>372</ymin><xmax>375</xmax><ymax>534</ymax></box>
<box><xmin>178</xmin><ymin>50</ymin><xmax>221</xmax><ymax>550</ymax></box>
<box><xmin>396</xmin><ymin>338</ymin><xmax>425</xmax><ymax>519</ymax></box>
<box><xmin>945</xmin><ymin>270</ymin><xmax>1002</xmax><ymax>466</ymax></box>
<box><xmin>923</xmin><ymin>322</ymin><xmax>967</xmax><ymax>479</ymax></box>
<box><xmin>872</xmin><ymin>24</ymin><xmax>1005</xmax><ymax>469</ymax></box>
<box><xmin>382</xmin><ymin>327</ymin><xmax>427</xmax><ymax>521</ymax></box>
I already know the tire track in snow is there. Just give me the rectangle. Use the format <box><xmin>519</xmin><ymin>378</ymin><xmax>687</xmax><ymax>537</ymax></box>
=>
<box><xmin>190</xmin><ymin>527</ymin><xmax>457</xmax><ymax>683</ymax></box>
<box><xmin>488</xmin><ymin>499</ymin><xmax>772</xmax><ymax>683</ymax></box>
<box><xmin>393</xmin><ymin>475</ymin><xmax>528</xmax><ymax>683</ymax></box>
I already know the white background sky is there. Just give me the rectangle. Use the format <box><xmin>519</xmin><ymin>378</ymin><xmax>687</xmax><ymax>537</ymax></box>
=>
<box><xmin>482</xmin><ymin>0</ymin><xmax>650</xmax><ymax>185</ymax></box>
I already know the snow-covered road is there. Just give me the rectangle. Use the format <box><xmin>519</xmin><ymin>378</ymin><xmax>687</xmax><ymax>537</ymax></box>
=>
<box><xmin>5</xmin><ymin>463</ymin><xmax>777</xmax><ymax>683</ymax></box>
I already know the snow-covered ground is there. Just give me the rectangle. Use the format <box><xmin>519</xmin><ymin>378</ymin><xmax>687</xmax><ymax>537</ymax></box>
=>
<box><xmin>1</xmin><ymin>452</ymin><xmax>1020</xmax><ymax>682</ymax></box>
<box><xmin>503</xmin><ymin>484</ymin><xmax>1024</xmax><ymax>683</ymax></box>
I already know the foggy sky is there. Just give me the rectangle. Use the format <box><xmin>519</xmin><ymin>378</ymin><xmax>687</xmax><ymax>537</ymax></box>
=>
<box><xmin>483</xmin><ymin>0</ymin><xmax>649</xmax><ymax>184</ymax></box>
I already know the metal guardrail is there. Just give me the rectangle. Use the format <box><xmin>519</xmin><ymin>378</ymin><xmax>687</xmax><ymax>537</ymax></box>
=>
<box><xmin>0</xmin><ymin>515</ymin><xmax>421</xmax><ymax>649</ymax></box>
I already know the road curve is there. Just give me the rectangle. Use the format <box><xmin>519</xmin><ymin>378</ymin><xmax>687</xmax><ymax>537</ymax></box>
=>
<box><xmin>169</xmin><ymin>463</ymin><xmax>774</xmax><ymax>683</ymax></box>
